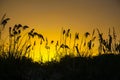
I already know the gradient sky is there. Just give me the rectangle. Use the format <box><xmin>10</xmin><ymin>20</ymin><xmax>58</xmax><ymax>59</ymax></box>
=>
<box><xmin>0</xmin><ymin>0</ymin><xmax>120</xmax><ymax>61</ymax></box>
<box><xmin>0</xmin><ymin>0</ymin><xmax>120</xmax><ymax>41</ymax></box>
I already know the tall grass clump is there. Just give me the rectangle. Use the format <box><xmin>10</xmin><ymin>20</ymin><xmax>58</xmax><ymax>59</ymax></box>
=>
<box><xmin>0</xmin><ymin>14</ymin><xmax>10</xmax><ymax>53</ymax></box>
<box><xmin>97</xmin><ymin>28</ymin><xmax>120</xmax><ymax>55</ymax></box>
<box><xmin>0</xmin><ymin>14</ymin><xmax>44</xmax><ymax>60</ymax></box>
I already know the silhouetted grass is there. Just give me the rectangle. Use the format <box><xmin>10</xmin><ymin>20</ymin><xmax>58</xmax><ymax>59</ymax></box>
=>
<box><xmin>0</xmin><ymin>14</ymin><xmax>120</xmax><ymax>80</ymax></box>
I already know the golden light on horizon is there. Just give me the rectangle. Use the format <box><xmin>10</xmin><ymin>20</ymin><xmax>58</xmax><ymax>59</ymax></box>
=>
<box><xmin>26</xmin><ymin>30</ymin><xmax>99</xmax><ymax>62</ymax></box>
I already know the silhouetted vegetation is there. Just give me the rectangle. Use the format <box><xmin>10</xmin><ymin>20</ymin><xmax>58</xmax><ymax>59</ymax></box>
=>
<box><xmin>0</xmin><ymin>53</ymin><xmax>120</xmax><ymax>80</ymax></box>
<box><xmin>0</xmin><ymin>14</ymin><xmax>120</xmax><ymax>80</ymax></box>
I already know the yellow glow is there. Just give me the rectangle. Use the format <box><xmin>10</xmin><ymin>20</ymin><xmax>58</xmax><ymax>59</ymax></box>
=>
<box><xmin>26</xmin><ymin>33</ymin><xmax>99</xmax><ymax>62</ymax></box>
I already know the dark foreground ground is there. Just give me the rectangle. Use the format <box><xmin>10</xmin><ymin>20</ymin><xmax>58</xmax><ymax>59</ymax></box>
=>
<box><xmin>0</xmin><ymin>54</ymin><xmax>120</xmax><ymax>80</ymax></box>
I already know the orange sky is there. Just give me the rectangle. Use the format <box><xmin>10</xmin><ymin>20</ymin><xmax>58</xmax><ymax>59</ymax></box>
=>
<box><xmin>0</xmin><ymin>0</ymin><xmax>120</xmax><ymax>61</ymax></box>
<box><xmin>0</xmin><ymin>0</ymin><xmax>120</xmax><ymax>39</ymax></box>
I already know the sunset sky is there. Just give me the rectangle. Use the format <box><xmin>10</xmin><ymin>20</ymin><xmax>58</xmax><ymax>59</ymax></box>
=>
<box><xmin>1</xmin><ymin>0</ymin><xmax>120</xmax><ymax>39</ymax></box>
<box><xmin>0</xmin><ymin>0</ymin><xmax>120</xmax><ymax>61</ymax></box>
